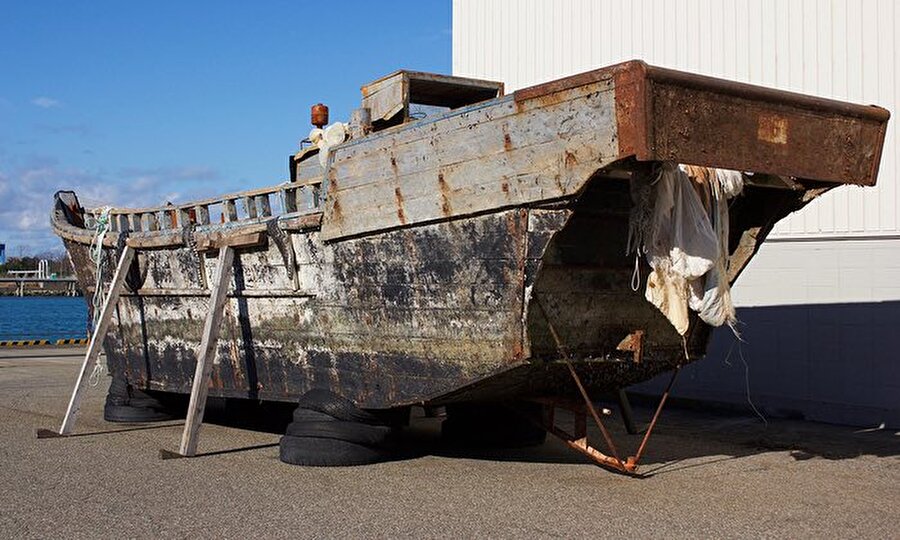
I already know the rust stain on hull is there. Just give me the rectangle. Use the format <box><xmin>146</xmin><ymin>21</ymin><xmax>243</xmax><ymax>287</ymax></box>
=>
<box><xmin>394</xmin><ymin>187</ymin><xmax>407</xmax><ymax>224</ymax></box>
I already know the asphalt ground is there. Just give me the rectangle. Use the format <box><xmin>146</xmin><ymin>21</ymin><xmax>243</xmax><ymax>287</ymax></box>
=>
<box><xmin>1</xmin><ymin>347</ymin><xmax>897</xmax><ymax>538</ymax></box>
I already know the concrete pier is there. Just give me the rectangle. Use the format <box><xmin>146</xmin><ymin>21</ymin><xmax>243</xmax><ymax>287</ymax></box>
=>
<box><xmin>1</xmin><ymin>346</ymin><xmax>897</xmax><ymax>538</ymax></box>
<box><xmin>0</xmin><ymin>277</ymin><xmax>80</xmax><ymax>296</ymax></box>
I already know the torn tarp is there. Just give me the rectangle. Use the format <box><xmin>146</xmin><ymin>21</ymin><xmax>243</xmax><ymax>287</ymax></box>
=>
<box><xmin>629</xmin><ymin>163</ymin><xmax>743</xmax><ymax>335</ymax></box>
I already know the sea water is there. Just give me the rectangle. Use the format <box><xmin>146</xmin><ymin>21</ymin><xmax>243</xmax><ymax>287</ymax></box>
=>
<box><xmin>0</xmin><ymin>296</ymin><xmax>89</xmax><ymax>341</ymax></box>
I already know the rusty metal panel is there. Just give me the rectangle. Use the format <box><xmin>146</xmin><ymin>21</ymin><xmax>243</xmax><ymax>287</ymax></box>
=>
<box><xmin>637</xmin><ymin>65</ymin><xmax>889</xmax><ymax>186</ymax></box>
<box><xmin>518</xmin><ymin>60</ymin><xmax>889</xmax><ymax>186</ymax></box>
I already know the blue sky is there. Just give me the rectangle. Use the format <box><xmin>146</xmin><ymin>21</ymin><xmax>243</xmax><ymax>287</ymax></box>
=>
<box><xmin>0</xmin><ymin>1</ymin><xmax>451</xmax><ymax>255</ymax></box>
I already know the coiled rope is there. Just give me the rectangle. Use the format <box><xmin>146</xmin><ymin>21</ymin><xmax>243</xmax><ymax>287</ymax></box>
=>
<box><xmin>88</xmin><ymin>206</ymin><xmax>112</xmax><ymax>387</ymax></box>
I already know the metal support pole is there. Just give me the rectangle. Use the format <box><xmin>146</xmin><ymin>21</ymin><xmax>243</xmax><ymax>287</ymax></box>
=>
<box><xmin>533</xmin><ymin>298</ymin><xmax>626</xmax><ymax>468</ymax></box>
<box><xmin>628</xmin><ymin>366</ymin><xmax>681</xmax><ymax>468</ymax></box>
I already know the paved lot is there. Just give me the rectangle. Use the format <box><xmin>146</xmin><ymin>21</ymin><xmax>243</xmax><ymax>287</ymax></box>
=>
<box><xmin>1</xmin><ymin>347</ymin><xmax>897</xmax><ymax>538</ymax></box>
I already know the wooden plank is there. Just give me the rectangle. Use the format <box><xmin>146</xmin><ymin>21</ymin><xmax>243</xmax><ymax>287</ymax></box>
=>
<box><xmin>178</xmin><ymin>208</ymin><xmax>192</xmax><ymax>227</ymax></box>
<box><xmin>126</xmin><ymin>233</ymin><xmax>184</xmax><ymax>249</ymax></box>
<box><xmin>145</xmin><ymin>212</ymin><xmax>159</xmax><ymax>231</ymax></box>
<box><xmin>194</xmin><ymin>231</ymin><xmax>266</xmax><ymax>251</ymax></box>
<box><xmin>129</xmin><ymin>214</ymin><xmax>143</xmax><ymax>232</ymax></box>
<box><xmin>257</xmin><ymin>194</ymin><xmax>272</xmax><ymax>217</ymax></box>
<box><xmin>280</xmin><ymin>212</ymin><xmax>322</xmax><ymax>231</ymax></box>
<box><xmin>361</xmin><ymin>71</ymin><xmax>406</xmax><ymax>122</ymax></box>
<box><xmin>283</xmin><ymin>187</ymin><xmax>298</xmax><ymax>213</ymax></box>
<box><xmin>56</xmin><ymin>245</ymin><xmax>136</xmax><ymax>435</ymax></box>
<box><xmin>223</xmin><ymin>199</ymin><xmax>238</xmax><ymax>222</ymax></box>
<box><xmin>195</xmin><ymin>205</ymin><xmax>210</xmax><ymax>225</ymax></box>
<box><xmin>321</xmin><ymin>84</ymin><xmax>619</xmax><ymax>241</ymax></box>
<box><xmin>177</xmin><ymin>246</ymin><xmax>235</xmax><ymax>456</ymax></box>
<box><xmin>244</xmin><ymin>196</ymin><xmax>258</xmax><ymax>219</ymax></box>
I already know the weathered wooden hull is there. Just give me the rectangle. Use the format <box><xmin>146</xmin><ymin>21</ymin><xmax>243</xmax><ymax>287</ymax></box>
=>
<box><xmin>52</xmin><ymin>61</ymin><xmax>889</xmax><ymax>409</ymax></box>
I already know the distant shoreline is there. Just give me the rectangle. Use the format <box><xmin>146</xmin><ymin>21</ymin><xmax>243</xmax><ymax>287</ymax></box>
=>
<box><xmin>0</xmin><ymin>290</ymin><xmax>84</xmax><ymax>297</ymax></box>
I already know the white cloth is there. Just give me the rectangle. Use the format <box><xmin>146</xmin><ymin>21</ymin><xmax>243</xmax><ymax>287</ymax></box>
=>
<box><xmin>638</xmin><ymin>163</ymin><xmax>741</xmax><ymax>335</ymax></box>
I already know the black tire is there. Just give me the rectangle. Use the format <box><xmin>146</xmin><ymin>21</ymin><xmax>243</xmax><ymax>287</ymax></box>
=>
<box><xmin>125</xmin><ymin>389</ymin><xmax>165</xmax><ymax>410</ymax></box>
<box><xmin>285</xmin><ymin>420</ymin><xmax>391</xmax><ymax>446</ymax></box>
<box><xmin>295</xmin><ymin>389</ymin><xmax>381</xmax><ymax>425</ymax></box>
<box><xmin>279</xmin><ymin>436</ymin><xmax>388</xmax><ymax>466</ymax></box>
<box><xmin>105</xmin><ymin>372</ymin><xmax>165</xmax><ymax>409</ymax></box>
<box><xmin>104</xmin><ymin>404</ymin><xmax>174</xmax><ymax>423</ymax></box>
<box><xmin>292</xmin><ymin>407</ymin><xmax>339</xmax><ymax>423</ymax></box>
<box><xmin>105</xmin><ymin>374</ymin><xmax>129</xmax><ymax>407</ymax></box>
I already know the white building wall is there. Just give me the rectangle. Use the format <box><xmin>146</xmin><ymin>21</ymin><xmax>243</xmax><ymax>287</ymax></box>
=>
<box><xmin>454</xmin><ymin>0</ymin><xmax>900</xmax><ymax>426</ymax></box>
<box><xmin>453</xmin><ymin>0</ymin><xmax>899</xmax><ymax>239</ymax></box>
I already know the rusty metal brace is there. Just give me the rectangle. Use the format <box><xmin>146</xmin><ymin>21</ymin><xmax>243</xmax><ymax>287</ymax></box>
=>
<box><xmin>534</xmin><ymin>298</ymin><xmax>680</xmax><ymax>475</ymax></box>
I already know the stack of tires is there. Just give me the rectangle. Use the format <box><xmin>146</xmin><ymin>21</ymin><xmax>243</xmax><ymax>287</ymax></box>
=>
<box><xmin>280</xmin><ymin>389</ymin><xmax>394</xmax><ymax>466</ymax></box>
<box><xmin>104</xmin><ymin>372</ymin><xmax>176</xmax><ymax>423</ymax></box>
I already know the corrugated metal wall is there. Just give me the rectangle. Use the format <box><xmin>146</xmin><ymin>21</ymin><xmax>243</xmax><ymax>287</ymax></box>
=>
<box><xmin>453</xmin><ymin>0</ymin><xmax>898</xmax><ymax>238</ymax></box>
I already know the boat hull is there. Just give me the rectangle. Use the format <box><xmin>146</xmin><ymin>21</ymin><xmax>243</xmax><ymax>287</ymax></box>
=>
<box><xmin>51</xmin><ymin>60</ymin><xmax>889</xmax><ymax>409</ymax></box>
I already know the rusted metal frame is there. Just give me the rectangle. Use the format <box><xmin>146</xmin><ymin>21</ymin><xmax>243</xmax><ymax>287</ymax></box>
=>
<box><xmin>628</xmin><ymin>366</ymin><xmax>681</xmax><ymax>469</ymax></box>
<box><xmin>533</xmin><ymin>295</ymin><xmax>682</xmax><ymax>473</ymax></box>
<box><xmin>529</xmin><ymin>398</ymin><xmax>632</xmax><ymax>474</ymax></box>
<box><xmin>517</xmin><ymin>59</ymin><xmax>888</xmax><ymax>122</ymax></box>
<box><xmin>562</xmin><ymin>361</ymin><xmax>624</xmax><ymax>464</ymax></box>
<box><xmin>533</xmin><ymin>298</ymin><xmax>627</xmax><ymax>470</ymax></box>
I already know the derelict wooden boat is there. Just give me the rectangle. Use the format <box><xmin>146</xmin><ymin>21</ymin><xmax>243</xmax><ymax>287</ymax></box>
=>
<box><xmin>52</xmin><ymin>61</ymin><xmax>888</xmax><ymax>420</ymax></box>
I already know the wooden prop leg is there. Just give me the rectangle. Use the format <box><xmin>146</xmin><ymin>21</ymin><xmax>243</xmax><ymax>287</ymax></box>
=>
<box><xmin>36</xmin><ymin>246</ymin><xmax>136</xmax><ymax>439</ymax></box>
<box><xmin>165</xmin><ymin>246</ymin><xmax>235</xmax><ymax>458</ymax></box>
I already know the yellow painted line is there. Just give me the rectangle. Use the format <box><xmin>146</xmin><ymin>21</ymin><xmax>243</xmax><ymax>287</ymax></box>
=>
<box><xmin>0</xmin><ymin>339</ymin><xmax>81</xmax><ymax>347</ymax></box>
<box><xmin>55</xmin><ymin>338</ymin><xmax>89</xmax><ymax>346</ymax></box>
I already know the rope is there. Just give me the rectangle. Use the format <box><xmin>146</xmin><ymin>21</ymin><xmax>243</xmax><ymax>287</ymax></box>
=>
<box><xmin>87</xmin><ymin>206</ymin><xmax>112</xmax><ymax>387</ymax></box>
<box><xmin>723</xmin><ymin>336</ymin><xmax>767</xmax><ymax>426</ymax></box>
<box><xmin>630</xmin><ymin>254</ymin><xmax>641</xmax><ymax>292</ymax></box>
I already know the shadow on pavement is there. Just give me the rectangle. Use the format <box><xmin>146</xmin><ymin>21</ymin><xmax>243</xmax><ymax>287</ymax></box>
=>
<box><xmin>128</xmin><ymin>395</ymin><xmax>900</xmax><ymax>472</ymax></box>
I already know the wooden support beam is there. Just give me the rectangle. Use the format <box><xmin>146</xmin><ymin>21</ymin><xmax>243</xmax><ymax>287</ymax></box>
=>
<box><xmin>283</xmin><ymin>187</ymin><xmax>298</xmax><ymax>213</ymax></box>
<box><xmin>129</xmin><ymin>214</ymin><xmax>142</xmax><ymax>233</ymax></box>
<box><xmin>223</xmin><ymin>200</ymin><xmax>238</xmax><ymax>222</ymax></box>
<box><xmin>244</xmin><ymin>196</ymin><xmax>258</xmax><ymax>219</ymax></box>
<box><xmin>195</xmin><ymin>204</ymin><xmax>210</xmax><ymax>225</ymax></box>
<box><xmin>39</xmin><ymin>245</ymin><xmax>136</xmax><ymax>437</ymax></box>
<box><xmin>170</xmin><ymin>246</ymin><xmax>235</xmax><ymax>457</ymax></box>
<box><xmin>145</xmin><ymin>212</ymin><xmax>159</xmax><ymax>231</ymax></box>
<box><xmin>257</xmin><ymin>194</ymin><xmax>272</xmax><ymax>217</ymax></box>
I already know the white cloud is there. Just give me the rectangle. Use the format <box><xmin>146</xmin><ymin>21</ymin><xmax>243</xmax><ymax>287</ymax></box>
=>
<box><xmin>0</xmin><ymin>160</ymin><xmax>224</xmax><ymax>256</ymax></box>
<box><xmin>30</xmin><ymin>96</ymin><xmax>62</xmax><ymax>109</ymax></box>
